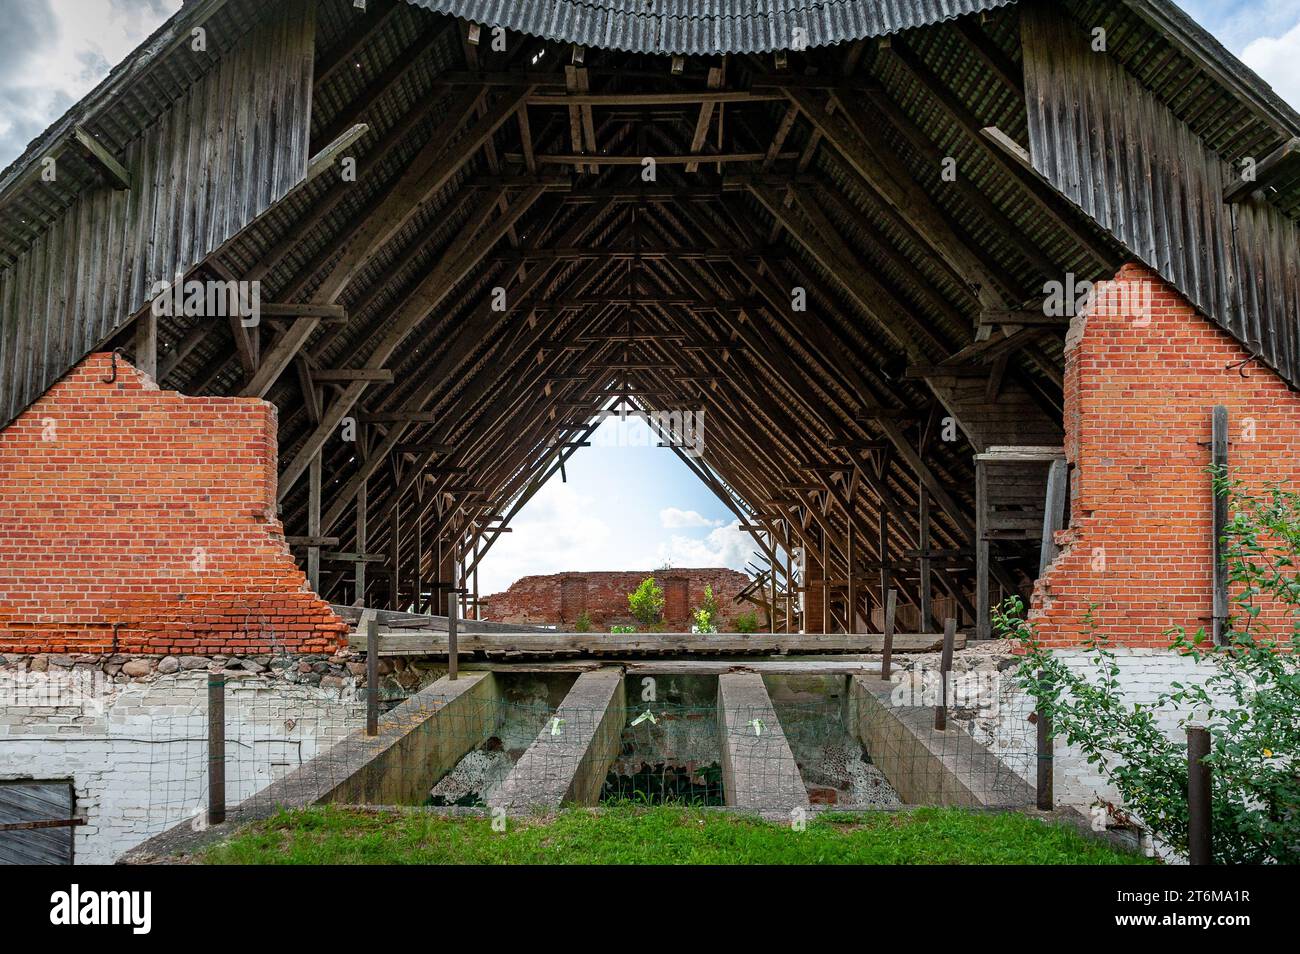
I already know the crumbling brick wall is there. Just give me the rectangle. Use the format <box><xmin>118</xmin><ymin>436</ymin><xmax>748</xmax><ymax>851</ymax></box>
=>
<box><xmin>480</xmin><ymin>568</ymin><xmax>757</xmax><ymax>630</ymax></box>
<box><xmin>0</xmin><ymin>353</ymin><xmax>347</xmax><ymax>655</ymax></box>
<box><xmin>1030</xmin><ymin>264</ymin><xmax>1300</xmax><ymax>648</ymax></box>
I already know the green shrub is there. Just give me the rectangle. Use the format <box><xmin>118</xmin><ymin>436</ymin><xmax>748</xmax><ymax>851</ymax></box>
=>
<box><xmin>610</xmin><ymin>624</ymin><xmax>636</xmax><ymax>634</ymax></box>
<box><xmin>734</xmin><ymin>611</ymin><xmax>760</xmax><ymax>634</ymax></box>
<box><xmin>627</xmin><ymin>576</ymin><xmax>665</xmax><ymax>625</ymax></box>
<box><xmin>999</xmin><ymin>473</ymin><xmax>1300</xmax><ymax>864</ymax></box>
<box><xmin>691</xmin><ymin>585</ymin><xmax>720</xmax><ymax>633</ymax></box>
<box><xmin>573</xmin><ymin>610</ymin><xmax>593</xmax><ymax>633</ymax></box>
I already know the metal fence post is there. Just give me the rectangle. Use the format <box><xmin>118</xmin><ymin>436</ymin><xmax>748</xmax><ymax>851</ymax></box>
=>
<box><xmin>934</xmin><ymin>618</ymin><xmax>956</xmax><ymax>730</ymax></box>
<box><xmin>447</xmin><ymin>590</ymin><xmax>459</xmax><ymax>681</ymax></box>
<box><xmin>207</xmin><ymin>674</ymin><xmax>226</xmax><ymax>825</ymax></box>
<box><xmin>1036</xmin><ymin>670</ymin><xmax>1054</xmax><ymax>811</ymax></box>
<box><xmin>1187</xmin><ymin>725</ymin><xmax>1213</xmax><ymax>864</ymax></box>
<box><xmin>366</xmin><ymin>614</ymin><xmax>379</xmax><ymax>736</ymax></box>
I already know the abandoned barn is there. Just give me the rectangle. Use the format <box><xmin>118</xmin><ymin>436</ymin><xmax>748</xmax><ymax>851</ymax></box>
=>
<box><xmin>1</xmin><ymin>0</ymin><xmax>1299</xmax><ymax>863</ymax></box>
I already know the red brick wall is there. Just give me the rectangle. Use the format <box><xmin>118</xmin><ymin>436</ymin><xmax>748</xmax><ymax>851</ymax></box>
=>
<box><xmin>1029</xmin><ymin>264</ymin><xmax>1300</xmax><ymax>648</ymax></box>
<box><xmin>0</xmin><ymin>353</ymin><xmax>347</xmax><ymax>655</ymax></box>
<box><xmin>480</xmin><ymin>568</ymin><xmax>757</xmax><ymax>630</ymax></box>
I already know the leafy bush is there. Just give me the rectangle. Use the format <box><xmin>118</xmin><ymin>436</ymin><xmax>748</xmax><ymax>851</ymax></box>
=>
<box><xmin>610</xmin><ymin>624</ymin><xmax>636</xmax><ymax>634</ymax></box>
<box><xmin>691</xmin><ymin>585</ymin><xmax>720</xmax><ymax>633</ymax></box>
<box><xmin>733</xmin><ymin>610</ymin><xmax>760</xmax><ymax>634</ymax></box>
<box><xmin>573</xmin><ymin>610</ymin><xmax>593</xmax><ymax>633</ymax></box>
<box><xmin>999</xmin><ymin>473</ymin><xmax>1300</xmax><ymax>864</ymax></box>
<box><xmin>627</xmin><ymin>576</ymin><xmax>665</xmax><ymax>625</ymax></box>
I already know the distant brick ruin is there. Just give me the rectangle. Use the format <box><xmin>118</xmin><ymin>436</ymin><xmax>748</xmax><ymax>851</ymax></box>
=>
<box><xmin>479</xmin><ymin>568</ymin><xmax>760</xmax><ymax>630</ymax></box>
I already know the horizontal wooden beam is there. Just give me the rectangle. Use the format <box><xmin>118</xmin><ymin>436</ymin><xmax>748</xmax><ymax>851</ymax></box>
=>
<box><xmin>519</xmin><ymin>152</ymin><xmax>796</xmax><ymax>166</ymax></box>
<box><xmin>259</xmin><ymin>303</ymin><xmax>349</xmax><ymax>320</ymax></box>
<box><xmin>311</xmin><ymin>368</ymin><xmax>395</xmax><ymax>382</ymax></box>
<box><xmin>527</xmin><ymin>91</ymin><xmax>786</xmax><ymax>106</ymax></box>
<box><xmin>348</xmin><ymin>630</ymin><xmax>965</xmax><ymax>656</ymax></box>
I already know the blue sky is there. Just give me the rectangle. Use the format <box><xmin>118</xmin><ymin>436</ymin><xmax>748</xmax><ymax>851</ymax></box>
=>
<box><xmin>1</xmin><ymin>1</ymin><xmax>1298</xmax><ymax>593</ymax></box>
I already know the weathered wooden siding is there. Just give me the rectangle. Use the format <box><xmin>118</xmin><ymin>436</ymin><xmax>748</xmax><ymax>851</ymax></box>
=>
<box><xmin>0</xmin><ymin>1</ymin><xmax>316</xmax><ymax>427</ymax></box>
<box><xmin>1021</xmin><ymin>3</ymin><xmax>1300</xmax><ymax>388</ymax></box>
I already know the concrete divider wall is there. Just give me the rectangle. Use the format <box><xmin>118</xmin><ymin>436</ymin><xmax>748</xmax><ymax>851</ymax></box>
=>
<box><xmin>717</xmin><ymin>673</ymin><xmax>810</xmax><ymax>812</ymax></box>
<box><xmin>851</xmin><ymin>677</ymin><xmax>1033</xmax><ymax>808</ymax></box>
<box><xmin>489</xmin><ymin>670</ymin><xmax>626</xmax><ymax>811</ymax></box>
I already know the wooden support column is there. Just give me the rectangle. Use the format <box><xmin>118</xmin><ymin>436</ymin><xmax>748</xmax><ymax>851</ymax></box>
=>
<box><xmin>389</xmin><ymin>495</ymin><xmax>401</xmax><ymax>611</ymax></box>
<box><xmin>768</xmin><ymin>529</ymin><xmax>778</xmax><ymax>634</ymax></box>
<box><xmin>354</xmin><ymin>477</ymin><xmax>368</xmax><ymax>606</ymax></box>
<box><xmin>847</xmin><ymin>521</ymin><xmax>858</xmax><ymax>634</ymax></box>
<box><xmin>414</xmin><ymin>485</ymin><xmax>424</xmax><ymax>615</ymax></box>
<box><xmin>919</xmin><ymin>486</ymin><xmax>933</xmax><ymax>632</ymax></box>
<box><xmin>975</xmin><ymin>459</ymin><xmax>990</xmax><ymax>640</ymax></box>
<box><xmin>307</xmin><ymin>453</ymin><xmax>322</xmax><ymax>593</ymax></box>
<box><xmin>784</xmin><ymin>521</ymin><xmax>793</xmax><ymax>634</ymax></box>
<box><xmin>821</xmin><ymin>529</ymin><xmax>830</xmax><ymax>634</ymax></box>
<box><xmin>133</xmin><ymin>311</ymin><xmax>157</xmax><ymax>379</ymax></box>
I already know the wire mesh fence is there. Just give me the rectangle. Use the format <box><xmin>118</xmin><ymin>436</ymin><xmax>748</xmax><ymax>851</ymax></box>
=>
<box><xmin>138</xmin><ymin>676</ymin><xmax>1036</xmax><ymax>825</ymax></box>
<box><xmin>2</xmin><ymin>664</ymin><xmax>1040</xmax><ymax>863</ymax></box>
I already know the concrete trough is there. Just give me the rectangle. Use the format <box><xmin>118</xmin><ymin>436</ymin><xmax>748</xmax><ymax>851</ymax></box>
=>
<box><xmin>489</xmin><ymin>670</ymin><xmax>626</xmax><ymax>811</ymax></box>
<box><xmin>850</xmin><ymin>677</ymin><xmax>1033</xmax><ymax>808</ymax></box>
<box><xmin>716</xmin><ymin>673</ymin><xmax>810</xmax><ymax>812</ymax></box>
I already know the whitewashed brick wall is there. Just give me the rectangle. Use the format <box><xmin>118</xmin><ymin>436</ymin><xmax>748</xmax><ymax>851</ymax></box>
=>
<box><xmin>0</xmin><ymin>670</ymin><xmax>363</xmax><ymax>864</ymax></box>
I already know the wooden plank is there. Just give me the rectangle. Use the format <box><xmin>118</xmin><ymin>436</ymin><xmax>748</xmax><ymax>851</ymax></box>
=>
<box><xmin>1225</xmin><ymin>136</ymin><xmax>1300</xmax><ymax>202</ymax></box>
<box><xmin>346</xmin><ymin>629</ymin><xmax>963</xmax><ymax>656</ymax></box>
<box><xmin>72</xmin><ymin>126</ymin><xmax>130</xmax><ymax>190</ymax></box>
<box><xmin>1039</xmin><ymin>458</ymin><xmax>1068</xmax><ymax>576</ymax></box>
<box><xmin>311</xmin><ymin>368</ymin><xmax>394</xmax><ymax>382</ymax></box>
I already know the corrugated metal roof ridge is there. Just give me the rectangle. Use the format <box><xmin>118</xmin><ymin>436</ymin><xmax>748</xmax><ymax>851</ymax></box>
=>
<box><xmin>405</xmin><ymin>0</ymin><xmax>1014</xmax><ymax>53</ymax></box>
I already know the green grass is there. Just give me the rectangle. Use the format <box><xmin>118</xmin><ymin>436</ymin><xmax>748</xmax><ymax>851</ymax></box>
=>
<box><xmin>198</xmin><ymin>805</ymin><xmax>1153</xmax><ymax>865</ymax></box>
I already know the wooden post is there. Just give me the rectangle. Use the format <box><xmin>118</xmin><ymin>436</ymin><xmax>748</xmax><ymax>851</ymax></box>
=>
<box><xmin>365</xmin><ymin>614</ymin><xmax>379</xmax><ymax>736</ymax></box>
<box><xmin>307</xmin><ymin>452</ymin><xmax>322</xmax><ymax>593</ymax></box>
<box><xmin>353</xmin><ymin>477</ymin><xmax>368</xmax><ymax>606</ymax></box>
<box><xmin>1187</xmin><ymin>725</ymin><xmax>1213</xmax><ymax>864</ymax></box>
<box><xmin>1035</xmin><ymin>670</ymin><xmax>1053</xmax><ymax>810</ymax></box>
<box><xmin>975</xmin><ymin>459</ymin><xmax>990</xmax><ymax>640</ymax></box>
<box><xmin>389</xmin><ymin>496</ymin><xmax>401</xmax><ymax>610</ymax></box>
<box><xmin>918</xmin><ymin>487</ymin><xmax>933</xmax><ymax>632</ymax></box>
<box><xmin>1211</xmin><ymin>406</ymin><xmax>1229</xmax><ymax>646</ymax></box>
<box><xmin>820</xmin><ymin>528</ymin><xmax>829</xmax><ymax>634</ymax></box>
<box><xmin>133</xmin><ymin>311</ymin><xmax>157</xmax><ymax>379</ymax></box>
<box><xmin>880</xmin><ymin>588</ymin><xmax>898</xmax><ymax>681</ymax></box>
<box><xmin>784</xmin><ymin>521</ymin><xmax>793</xmax><ymax>633</ymax></box>
<box><xmin>207</xmin><ymin>675</ymin><xmax>226</xmax><ymax>824</ymax></box>
<box><xmin>414</xmin><ymin>494</ymin><xmax>424</xmax><ymax>616</ymax></box>
<box><xmin>447</xmin><ymin>590</ymin><xmax>459</xmax><ymax>681</ymax></box>
<box><xmin>846</xmin><ymin>521</ymin><xmax>857</xmax><ymax>633</ymax></box>
<box><xmin>934</xmin><ymin>618</ymin><xmax>956</xmax><ymax>730</ymax></box>
<box><xmin>472</xmin><ymin>534</ymin><xmax>481</xmax><ymax>620</ymax></box>
<box><xmin>768</xmin><ymin>530</ymin><xmax>778</xmax><ymax>634</ymax></box>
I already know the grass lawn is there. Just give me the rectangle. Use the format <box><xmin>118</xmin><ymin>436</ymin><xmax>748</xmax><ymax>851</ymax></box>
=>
<box><xmin>199</xmin><ymin>805</ymin><xmax>1152</xmax><ymax>865</ymax></box>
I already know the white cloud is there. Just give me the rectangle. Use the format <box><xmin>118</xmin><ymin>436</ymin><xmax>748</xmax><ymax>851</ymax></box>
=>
<box><xmin>474</xmin><ymin>480</ymin><xmax>664</xmax><ymax>595</ymax></box>
<box><xmin>0</xmin><ymin>0</ymin><xmax>182</xmax><ymax>166</ymax></box>
<box><xmin>655</xmin><ymin>520</ymin><xmax>760</xmax><ymax>570</ymax></box>
<box><xmin>659</xmin><ymin>507</ymin><xmax>722</xmax><ymax>529</ymax></box>
<box><xmin>1242</xmin><ymin>21</ymin><xmax>1300</xmax><ymax>110</ymax></box>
